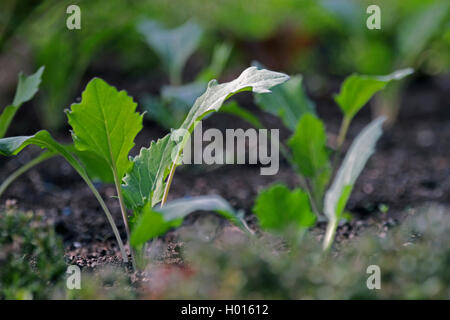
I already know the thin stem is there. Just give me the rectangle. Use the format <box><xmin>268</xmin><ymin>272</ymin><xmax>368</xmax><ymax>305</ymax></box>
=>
<box><xmin>322</xmin><ymin>218</ymin><xmax>338</xmax><ymax>252</ymax></box>
<box><xmin>82</xmin><ymin>177</ymin><xmax>128</xmax><ymax>263</ymax></box>
<box><xmin>331</xmin><ymin>115</ymin><xmax>352</xmax><ymax>174</ymax></box>
<box><xmin>161</xmin><ymin>153</ymin><xmax>179</xmax><ymax>206</ymax></box>
<box><xmin>0</xmin><ymin>151</ymin><xmax>55</xmax><ymax>198</ymax></box>
<box><xmin>112</xmin><ymin>169</ymin><xmax>136</xmax><ymax>270</ymax></box>
<box><xmin>336</xmin><ymin>116</ymin><xmax>351</xmax><ymax>150</ymax></box>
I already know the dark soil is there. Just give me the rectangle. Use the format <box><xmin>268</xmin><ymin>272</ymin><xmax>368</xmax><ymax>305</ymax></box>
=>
<box><xmin>0</xmin><ymin>70</ymin><xmax>448</xmax><ymax>271</ymax></box>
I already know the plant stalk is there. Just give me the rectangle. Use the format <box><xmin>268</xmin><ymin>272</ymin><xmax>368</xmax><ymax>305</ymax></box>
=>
<box><xmin>322</xmin><ymin>218</ymin><xmax>338</xmax><ymax>252</ymax></box>
<box><xmin>161</xmin><ymin>153</ymin><xmax>179</xmax><ymax>206</ymax></box>
<box><xmin>112</xmin><ymin>169</ymin><xmax>136</xmax><ymax>270</ymax></box>
<box><xmin>84</xmin><ymin>179</ymin><xmax>128</xmax><ymax>263</ymax></box>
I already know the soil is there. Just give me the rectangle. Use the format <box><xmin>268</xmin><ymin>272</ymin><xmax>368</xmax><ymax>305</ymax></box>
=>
<box><xmin>0</xmin><ymin>66</ymin><xmax>448</xmax><ymax>272</ymax></box>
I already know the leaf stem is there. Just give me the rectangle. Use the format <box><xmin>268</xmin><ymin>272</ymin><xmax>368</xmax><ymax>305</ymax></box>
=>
<box><xmin>322</xmin><ymin>218</ymin><xmax>338</xmax><ymax>252</ymax></box>
<box><xmin>332</xmin><ymin>115</ymin><xmax>352</xmax><ymax>174</ymax></box>
<box><xmin>0</xmin><ymin>151</ymin><xmax>54</xmax><ymax>198</ymax></box>
<box><xmin>83</xmin><ymin>177</ymin><xmax>129</xmax><ymax>263</ymax></box>
<box><xmin>161</xmin><ymin>152</ymin><xmax>179</xmax><ymax>206</ymax></box>
<box><xmin>336</xmin><ymin>116</ymin><xmax>351</xmax><ymax>152</ymax></box>
<box><xmin>112</xmin><ymin>169</ymin><xmax>136</xmax><ymax>270</ymax></box>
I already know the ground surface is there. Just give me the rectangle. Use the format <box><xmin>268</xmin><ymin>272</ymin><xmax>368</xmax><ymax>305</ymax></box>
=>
<box><xmin>0</xmin><ymin>71</ymin><xmax>448</xmax><ymax>270</ymax></box>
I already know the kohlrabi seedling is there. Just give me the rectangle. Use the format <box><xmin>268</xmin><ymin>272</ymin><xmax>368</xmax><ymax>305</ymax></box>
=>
<box><xmin>252</xmin><ymin>68</ymin><xmax>413</xmax><ymax>250</ymax></box>
<box><xmin>138</xmin><ymin>19</ymin><xmax>233</xmax><ymax>129</ymax></box>
<box><xmin>0</xmin><ymin>66</ymin><xmax>289</xmax><ymax>268</ymax></box>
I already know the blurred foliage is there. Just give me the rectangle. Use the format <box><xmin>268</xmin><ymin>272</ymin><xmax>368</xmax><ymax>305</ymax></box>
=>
<box><xmin>0</xmin><ymin>205</ymin><xmax>66</xmax><ymax>299</ymax></box>
<box><xmin>141</xmin><ymin>204</ymin><xmax>449</xmax><ymax>299</ymax></box>
<box><xmin>1</xmin><ymin>0</ymin><xmax>448</xmax><ymax>129</ymax></box>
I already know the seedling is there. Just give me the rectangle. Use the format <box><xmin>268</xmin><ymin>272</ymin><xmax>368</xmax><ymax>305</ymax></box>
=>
<box><xmin>0</xmin><ymin>66</ymin><xmax>289</xmax><ymax>268</ymax></box>
<box><xmin>251</xmin><ymin>68</ymin><xmax>413</xmax><ymax>250</ymax></box>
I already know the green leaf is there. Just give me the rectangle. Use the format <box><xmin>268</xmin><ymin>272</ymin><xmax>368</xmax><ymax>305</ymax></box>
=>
<box><xmin>253</xmin><ymin>184</ymin><xmax>316</xmax><ymax>232</ymax></box>
<box><xmin>158</xmin><ymin>195</ymin><xmax>244</xmax><ymax>227</ymax></box>
<box><xmin>130</xmin><ymin>202</ymin><xmax>183</xmax><ymax>248</ymax></box>
<box><xmin>130</xmin><ymin>195</ymin><xmax>243</xmax><ymax>247</ymax></box>
<box><xmin>125</xmin><ymin>66</ymin><xmax>289</xmax><ymax>210</ymax></box>
<box><xmin>138</xmin><ymin>20</ymin><xmax>203</xmax><ymax>84</ymax></box>
<box><xmin>254</xmin><ymin>74</ymin><xmax>315</xmax><ymax>131</ymax></box>
<box><xmin>0</xmin><ymin>66</ymin><xmax>45</xmax><ymax>138</ymax></box>
<box><xmin>324</xmin><ymin>117</ymin><xmax>385</xmax><ymax>221</ymax></box>
<box><xmin>288</xmin><ymin>113</ymin><xmax>330</xmax><ymax>178</ymax></box>
<box><xmin>334</xmin><ymin>68</ymin><xmax>413</xmax><ymax>119</ymax></box>
<box><xmin>178</xmin><ymin>66</ymin><xmax>289</xmax><ymax>142</ymax></box>
<box><xmin>66</xmin><ymin>78</ymin><xmax>143</xmax><ymax>182</ymax></box>
<box><xmin>220</xmin><ymin>101</ymin><xmax>264</xmax><ymax>129</ymax></box>
<box><xmin>122</xmin><ymin>135</ymin><xmax>173</xmax><ymax>209</ymax></box>
<box><xmin>72</xmin><ymin>149</ymin><xmax>114</xmax><ymax>183</ymax></box>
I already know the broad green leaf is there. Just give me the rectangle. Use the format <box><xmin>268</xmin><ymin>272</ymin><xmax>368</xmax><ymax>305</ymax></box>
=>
<box><xmin>72</xmin><ymin>149</ymin><xmax>114</xmax><ymax>183</ymax></box>
<box><xmin>334</xmin><ymin>69</ymin><xmax>413</xmax><ymax>119</ymax></box>
<box><xmin>138</xmin><ymin>20</ymin><xmax>202</xmax><ymax>84</ymax></box>
<box><xmin>324</xmin><ymin>117</ymin><xmax>385</xmax><ymax>221</ymax></box>
<box><xmin>67</xmin><ymin>78</ymin><xmax>143</xmax><ymax>182</ymax></box>
<box><xmin>122</xmin><ymin>135</ymin><xmax>173</xmax><ymax>209</ymax></box>
<box><xmin>130</xmin><ymin>202</ymin><xmax>183</xmax><ymax>248</ymax></box>
<box><xmin>179</xmin><ymin>66</ymin><xmax>289</xmax><ymax>136</ymax></box>
<box><xmin>125</xmin><ymin>67</ymin><xmax>289</xmax><ymax>210</ymax></box>
<box><xmin>253</xmin><ymin>184</ymin><xmax>316</xmax><ymax>232</ymax></box>
<box><xmin>0</xmin><ymin>66</ymin><xmax>45</xmax><ymax>138</ymax></box>
<box><xmin>130</xmin><ymin>195</ymin><xmax>243</xmax><ymax>247</ymax></box>
<box><xmin>288</xmin><ymin>113</ymin><xmax>330</xmax><ymax>178</ymax></box>
<box><xmin>220</xmin><ymin>101</ymin><xmax>264</xmax><ymax>129</ymax></box>
<box><xmin>254</xmin><ymin>74</ymin><xmax>315</xmax><ymax>131</ymax></box>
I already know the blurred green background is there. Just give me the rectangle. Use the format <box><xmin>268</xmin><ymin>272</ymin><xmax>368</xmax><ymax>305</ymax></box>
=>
<box><xmin>0</xmin><ymin>0</ymin><xmax>448</xmax><ymax>130</ymax></box>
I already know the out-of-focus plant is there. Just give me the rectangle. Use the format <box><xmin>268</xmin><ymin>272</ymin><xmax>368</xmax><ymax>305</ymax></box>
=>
<box><xmin>152</xmin><ymin>204</ymin><xmax>450</xmax><ymax>299</ymax></box>
<box><xmin>138</xmin><ymin>19</ymin><xmax>232</xmax><ymax>129</ymax></box>
<box><xmin>15</xmin><ymin>0</ymin><xmax>149</xmax><ymax>130</ymax></box>
<box><xmin>122</xmin><ymin>67</ymin><xmax>288</xmax><ymax>255</ymax></box>
<box><xmin>320</xmin><ymin>0</ymin><xmax>450</xmax><ymax>125</ymax></box>
<box><xmin>248</xmin><ymin>68</ymin><xmax>413</xmax><ymax>250</ymax></box>
<box><xmin>0</xmin><ymin>206</ymin><xmax>66</xmax><ymax>299</ymax></box>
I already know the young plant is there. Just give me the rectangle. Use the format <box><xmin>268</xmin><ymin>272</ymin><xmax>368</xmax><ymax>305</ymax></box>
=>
<box><xmin>0</xmin><ymin>66</ymin><xmax>55</xmax><ymax>198</ymax></box>
<box><xmin>138</xmin><ymin>19</ymin><xmax>233</xmax><ymax>129</ymax></box>
<box><xmin>122</xmin><ymin>66</ymin><xmax>289</xmax><ymax>251</ymax></box>
<box><xmin>252</xmin><ymin>68</ymin><xmax>413</xmax><ymax>250</ymax></box>
<box><xmin>0</xmin><ymin>66</ymin><xmax>289</xmax><ymax>268</ymax></box>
